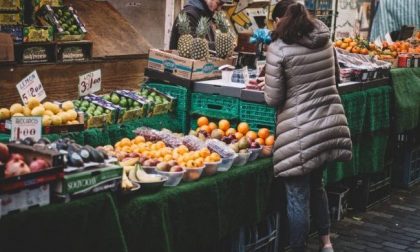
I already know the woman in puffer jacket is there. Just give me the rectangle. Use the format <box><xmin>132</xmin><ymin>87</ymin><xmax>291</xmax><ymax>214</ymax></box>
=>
<box><xmin>264</xmin><ymin>1</ymin><xmax>352</xmax><ymax>252</ymax></box>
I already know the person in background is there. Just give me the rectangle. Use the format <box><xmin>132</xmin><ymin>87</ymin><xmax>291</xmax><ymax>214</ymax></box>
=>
<box><xmin>264</xmin><ymin>1</ymin><xmax>352</xmax><ymax>252</ymax></box>
<box><xmin>169</xmin><ymin>0</ymin><xmax>226</xmax><ymax>50</ymax></box>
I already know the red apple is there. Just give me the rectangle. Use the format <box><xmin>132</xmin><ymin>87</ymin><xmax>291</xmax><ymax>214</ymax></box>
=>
<box><xmin>0</xmin><ymin>143</ymin><xmax>9</xmax><ymax>163</ymax></box>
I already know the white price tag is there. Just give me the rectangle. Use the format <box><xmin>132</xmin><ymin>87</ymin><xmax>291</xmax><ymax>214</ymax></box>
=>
<box><xmin>242</xmin><ymin>66</ymin><xmax>250</xmax><ymax>84</ymax></box>
<box><xmin>10</xmin><ymin>116</ymin><xmax>42</xmax><ymax>142</ymax></box>
<box><xmin>16</xmin><ymin>70</ymin><xmax>46</xmax><ymax>105</ymax></box>
<box><xmin>78</xmin><ymin>69</ymin><xmax>102</xmax><ymax>97</ymax></box>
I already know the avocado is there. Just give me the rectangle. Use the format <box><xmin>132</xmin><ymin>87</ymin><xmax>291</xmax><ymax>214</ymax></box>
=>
<box><xmin>67</xmin><ymin>151</ymin><xmax>84</xmax><ymax>167</ymax></box>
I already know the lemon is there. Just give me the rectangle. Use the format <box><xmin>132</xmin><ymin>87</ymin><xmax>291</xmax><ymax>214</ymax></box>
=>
<box><xmin>23</xmin><ymin>106</ymin><xmax>31</xmax><ymax>116</ymax></box>
<box><xmin>42</xmin><ymin>115</ymin><xmax>52</xmax><ymax>126</ymax></box>
<box><xmin>51</xmin><ymin>115</ymin><xmax>62</xmax><ymax>126</ymax></box>
<box><xmin>0</xmin><ymin>108</ymin><xmax>11</xmax><ymax>120</ymax></box>
<box><xmin>31</xmin><ymin>106</ymin><xmax>45</xmax><ymax>116</ymax></box>
<box><xmin>62</xmin><ymin>101</ymin><xmax>74</xmax><ymax>111</ymax></box>
<box><xmin>67</xmin><ymin>110</ymin><xmax>78</xmax><ymax>121</ymax></box>
<box><xmin>10</xmin><ymin>103</ymin><xmax>23</xmax><ymax>115</ymax></box>
<box><xmin>43</xmin><ymin>110</ymin><xmax>54</xmax><ymax>116</ymax></box>
<box><xmin>12</xmin><ymin>113</ymin><xmax>24</xmax><ymax>117</ymax></box>
<box><xmin>27</xmin><ymin>97</ymin><xmax>41</xmax><ymax>110</ymax></box>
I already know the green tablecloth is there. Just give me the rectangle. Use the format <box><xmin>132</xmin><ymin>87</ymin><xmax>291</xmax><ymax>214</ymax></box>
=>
<box><xmin>0</xmin><ymin>192</ymin><xmax>127</xmax><ymax>252</ymax></box>
<box><xmin>390</xmin><ymin>68</ymin><xmax>420</xmax><ymax>133</ymax></box>
<box><xmin>118</xmin><ymin>158</ymin><xmax>273</xmax><ymax>252</ymax></box>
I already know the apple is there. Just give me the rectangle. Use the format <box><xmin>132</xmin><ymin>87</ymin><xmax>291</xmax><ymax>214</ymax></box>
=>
<box><xmin>0</xmin><ymin>143</ymin><xmax>9</xmax><ymax>163</ymax></box>
<box><xmin>170</xmin><ymin>166</ymin><xmax>183</xmax><ymax>172</ymax></box>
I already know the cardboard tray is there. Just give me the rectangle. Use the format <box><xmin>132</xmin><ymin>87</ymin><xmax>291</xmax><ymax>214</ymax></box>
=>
<box><xmin>0</xmin><ymin>143</ymin><xmax>65</xmax><ymax>193</ymax></box>
<box><xmin>54</xmin><ymin>164</ymin><xmax>122</xmax><ymax>197</ymax></box>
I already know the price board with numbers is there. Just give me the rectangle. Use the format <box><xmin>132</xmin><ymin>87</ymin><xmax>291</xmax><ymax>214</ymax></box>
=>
<box><xmin>16</xmin><ymin>70</ymin><xmax>47</xmax><ymax>105</ymax></box>
<box><xmin>10</xmin><ymin>116</ymin><xmax>42</xmax><ymax>142</ymax></box>
<box><xmin>78</xmin><ymin>69</ymin><xmax>102</xmax><ymax>96</ymax></box>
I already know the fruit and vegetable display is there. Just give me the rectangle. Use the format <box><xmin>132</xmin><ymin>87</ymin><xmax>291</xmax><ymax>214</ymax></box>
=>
<box><xmin>23</xmin><ymin>26</ymin><xmax>53</xmax><ymax>42</ymax></box>
<box><xmin>0</xmin><ymin>0</ymin><xmax>23</xmax><ymax>11</ymax></box>
<box><xmin>37</xmin><ymin>5</ymin><xmax>87</xmax><ymax>41</ymax></box>
<box><xmin>334</xmin><ymin>37</ymin><xmax>420</xmax><ymax>60</ymax></box>
<box><xmin>190</xmin><ymin>117</ymin><xmax>274</xmax><ymax>156</ymax></box>
<box><xmin>0</xmin><ymin>97</ymin><xmax>81</xmax><ymax>127</ymax></box>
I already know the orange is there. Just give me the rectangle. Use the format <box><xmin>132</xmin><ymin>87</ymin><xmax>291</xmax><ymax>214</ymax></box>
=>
<box><xmin>225</xmin><ymin>128</ymin><xmax>236</xmax><ymax>136</ymax></box>
<box><xmin>134</xmin><ymin>135</ymin><xmax>145</xmax><ymax>144</ymax></box>
<box><xmin>156</xmin><ymin>141</ymin><xmax>166</xmax><ymax>149</ymax></box>
<box><xmin>349</xmin><ymin>41</ymin><xmax>357</xmax><ymax>47</ymax></box>
<box><xmin>218</xmin><ymin>119</ymin><xmax>230</xmax><ymax>131</ymax></box>
<box><xmin>255</xmin><ymin>138</ymin><xmax>265</xmax><ymax>145</ymax></box>
<box><xmin>199</xmin><ymin>147</ymin><xmax>211</xmax><ymax>158</ymax></box>
<box><xmin>335</xmin><ymin>40</ymin><xmax>343</xmax><ymax>47</ymax></box>
<box><xmin>120</xmin><ymin>138</ymin><xmax>131</xmax><ymax>147</ymax></box>
<box><xmin>265</xmin><ymin>135</ymin><xmax>275</xmax><ymax>146</ymax></box>
<box><xmin>234</xmin><ymin>132</ymin><xmax>244</xmax><ymax>140</ymax></box>
<box><xmin>200</xmin><ymin>125</ymin><xmax>212</xmax><ymax>133</ymax></box>
<box><xmin>208</xmin><ymin>122</ymin><xmax>217</xmax><ymax>131</ymax></box>
<box><xmin>210</xmin><ymin>152</ymin><xmax>221</xmax><ymax>161</ymax></box>
<box><xmin>237</xmin><ymin>122</ymin><xmax>249</xmax><ymax>134</ymax></box>
<box><xmin>340</xmin><ymin>42</ymin><xmax>349</xmax><ymax>49</ymax></box>
<box><xmin>258</xmin><ymin>128</ymin><xmax>270</xmax><ymax>139</ymax></box>
<box><xmin>197</xmin><ymin>116</ymin><xmax>209</xmax><ymax>127</ymax></box>
<box><xmin>246</xmin><ymin>131</ymin><xmax>258</xmax><ymax>141</ymax></box>
<box><xmin>343</xmin><ymin>37</ymin><xmax>352</xmax><ymax>43</ymax></box>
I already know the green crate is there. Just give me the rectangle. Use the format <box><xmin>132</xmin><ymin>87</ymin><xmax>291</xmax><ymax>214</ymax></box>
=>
<box><xmin>191</xmin><ymin>93</ymin><xmax>239</xmax><ymax>120</ymax></box>
<box><xmin>146</xmin><ymin>83</ymin><xmax>190</xmax><ymax>112</ymax></box>
<box><xmin>239</xmin><ymin>101</ymin><xmax>276</xmax><ymax>125</ymax></box>
<box><xmin>247</xmin><ymin>120</ymin><xmax>276</xmax><ymax>134</ymax></box>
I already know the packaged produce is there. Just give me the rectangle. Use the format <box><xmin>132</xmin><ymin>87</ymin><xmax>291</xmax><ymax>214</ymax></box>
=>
<box><xmin>134</xmin><ymin>127</ymin><xmax>162</xmax><ymax>142</ymax></box>
<box><xmin>23</xmin><ymin>25</ymin><xmax>53</xmax><ymax>42</ymax></box>
<box><xmin>206</xmin><ymin>139</ymin><xmax>236</xmax><ymax>158</ymax></box>
<box><xmin>0</xmin><ymin>13</ymin><xmax>22</xmax><ymax>25</ymax></box>
<box><xmin>103</xmin><ymin>90</ymin><xmax>150</xmax><ymax>122</ymax></box>
<box><xmin>182</xmin><ymin>135</ymin><xmax>206</xmax><ymax>151</ymax></box>
<box><xmin>0</xmin><ymin>0</ymin><xmax>23</xmax><ymax>11</ymax></box>
<box><xmin>74</xmin><ymin>94</ymin><xmax>121</xmax><ymax>128</ymax></box>
<box><xmin>22</xmin><ymin>46</ymin><xmax>48</xmax><ymax>63</ymax></box>
<box><xmin>37</xmin><ymin>4</ymin><xmax>87</xmax><ymax>41</ymax></box>
<box><xmin>138</xmin><ymin>86</ymin><xmax>174</xmax><ymax>116</ymax></box>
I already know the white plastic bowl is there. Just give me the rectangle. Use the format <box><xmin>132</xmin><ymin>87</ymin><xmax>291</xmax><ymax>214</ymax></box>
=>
<box><xmin>203</xmin><ymin>160</ymin><xmax>222</xmax><ymax>176</ymax></box>
<box><xmin>234</xmin><ymin>151</ymin><xmax>251</xmax><ymax>166</ymax></box>
<box><xmin>156</xmin><ymin>168</ymin><xmax>186</xmax><ymax>186</ymax></box>
<box><xmin>218</xmin><ymin>153</ymin><xmax>238</xmax><ymax>172</ymax></box>
<box><xmin>182</xmin><ymin>166</ymin><xmax>205</xmax><ymax>182</ymax></box>
<box><xmin>248</xmin><ymin>147</ymin><xmax>262</xmax><ymax>162</ymax></box>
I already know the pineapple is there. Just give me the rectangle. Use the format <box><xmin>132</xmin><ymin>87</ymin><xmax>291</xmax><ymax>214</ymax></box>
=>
<box><xmin>214</xmin><ymin>11</ymin><xmax>234</xmax><ymax>59</ymax></box>
<box><xmin>191</xmin><ymin>17</ymin><xmax>210</xmax><ymax>60</ymax></box>
<box><xmin>177</xmin><ymin>12</ymin><xmax>193</xmax><ymax>58</ymax></box>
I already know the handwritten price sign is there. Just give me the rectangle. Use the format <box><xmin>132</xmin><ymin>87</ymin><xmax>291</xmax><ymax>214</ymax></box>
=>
<box><xmin>16</xmin><ymin>71</ymin><xmax>47</xmax><ymax>105</ymax></box>
<box><xmin>11</xmin><ymin>116</ymin><xmax>42</xmax><ymax>142</ymax></box>
<box><xmin>79</xmin><ymin>69</ymin><xmax>101</xmax><ymax>96</ymax></box>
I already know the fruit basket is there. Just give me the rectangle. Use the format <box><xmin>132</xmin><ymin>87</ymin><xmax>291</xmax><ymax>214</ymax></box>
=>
<box><xmin>37</xmin><ymin>5</ymin><xmax>87</xmax><ymax>41</ymax></box>
<box><xmin>103</xmin><ymin>90</ymin><xmax>150</xmax><ymax>123</ymax></box>
<box><xmin>183</xmin><ymin>166</ymin><xmax>204</xmax><ymax>182</ymax></box>
<box><xmin>138</xmin><ymin>86</ymin><xmax>175</xmax><ymax>116</ymax></box>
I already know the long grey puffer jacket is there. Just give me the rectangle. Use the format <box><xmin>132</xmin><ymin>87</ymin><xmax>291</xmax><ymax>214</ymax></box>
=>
<box><xmin>264</xmin><ymin>20</ymin><xmax>352</xmax><ymax>177</ymax></box>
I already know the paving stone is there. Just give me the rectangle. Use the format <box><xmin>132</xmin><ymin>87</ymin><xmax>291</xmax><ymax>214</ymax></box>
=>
<box><xmin>382</xmin><ymin>241</ymin><xmax>408</xmax><ymax>250</ymax></box>
<box><xmin>403</xmin><ymin>227</ymin><xmax>420</xmax><ymax>234</ymax></box>
<box><xmin>408</xmin><ymin>249</ymin><xmax>420</xmax><ymax>252</ymax></box>
<box><xmin>391</xmin><ymin>204</ymin><xmax>417</xmax><ymax>212</ymax></box>
<box><xmin>386</xmin><ymin>232</ymin><xmax>418</xmax><ymax>242</ymax></box>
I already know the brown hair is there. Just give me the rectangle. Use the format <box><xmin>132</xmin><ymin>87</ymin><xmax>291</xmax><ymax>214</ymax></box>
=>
<box><xmin>271</xmin><ymin>2</ymin><xmax>315</xmax><ymax>44</ymax></box>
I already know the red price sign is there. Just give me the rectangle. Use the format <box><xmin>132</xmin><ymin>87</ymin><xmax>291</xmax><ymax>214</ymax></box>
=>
<box><xmin>79</xmin><ymin>69</ymin><xmax>101</xmax><ymax>96</ymax></box>
<box><xmin>16</xmin><ymin>70</ymin><xmax>46</xmax><ymax>105</ymax></box>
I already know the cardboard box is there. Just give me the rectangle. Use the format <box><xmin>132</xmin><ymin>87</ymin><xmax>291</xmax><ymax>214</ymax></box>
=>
<box><xmin>55</xmin><ymin>165</ymin><xmax>122</xmax><ymax>198</ymax></box>
<box><xmin>0</xmin><ymin>0</ymin><xmax>23</xmax><ymax>11</ymax></box>
<box><xmin>23</xmin><ymin>25</ymin><xmax>53</xmax><ymax>42</ymax></box>
<box><xmin>148</xmin><ymin>49</ymin><xmax>236</xmax><ymax>81</ymax></box>
<box><xmin>0</xmin><ymin>184</ymin><xmax>50</xmax><ymax>216</ymax></box>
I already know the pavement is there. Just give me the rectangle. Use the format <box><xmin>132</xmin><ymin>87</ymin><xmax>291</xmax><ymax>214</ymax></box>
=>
<box><xmin>307</xmin><ymin>184</ymin><xmax>420</xmax><ymax>252</ymax></box>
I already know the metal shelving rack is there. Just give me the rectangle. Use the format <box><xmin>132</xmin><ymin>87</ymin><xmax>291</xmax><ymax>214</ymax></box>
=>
<box><xmin>305</xmin><ymin>0</ymin><xmax>338</xmax><ymax>40</ymax></box>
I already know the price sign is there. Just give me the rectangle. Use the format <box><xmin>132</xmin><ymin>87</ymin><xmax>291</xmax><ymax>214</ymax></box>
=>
<box><xmin>16</xmin><ymin>70</ymin><xmax>46</xmax><ymax>105</ymax></box>
<box><xmin>79</xmin><ymin>69</ymin><xmax>101</xmax><ymax>96</ymax></box>
<box><xmin>242</xmin><ymin>66</ymin><xmax>250</xmax><ymax>85</ymax></box>
<box><xmin>10</xmin><ymin>116</ymin><xmax>42</xmax><ymax>142</ymax></box>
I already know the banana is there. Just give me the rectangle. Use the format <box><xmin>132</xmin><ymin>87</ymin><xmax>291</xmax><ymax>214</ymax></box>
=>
<box><xmin>123</xmin><ymin>165</ymin><xmax>135</xmax><ymax>174</ymax></box>
<box><xmin>128</xmin><ymin>166</ymin><xmax>138</xmax><ymax>181</ymax></box>
<box><xmin>121</xmin><ymin>172</ymin><xmax>133</xmax><ymax>190</ymax></box>
<box><xmin>119</xmin><ymin>157</ymin><xmax>139</xmax><ymax>167</ymax></box>
<box><xmin>135</xmin><ymin>165</ymin><xmax>162</xmax><ymax>183</ymax></box>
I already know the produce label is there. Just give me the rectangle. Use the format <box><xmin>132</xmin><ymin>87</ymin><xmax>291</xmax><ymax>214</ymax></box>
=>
<box><xmin>78</xmin><ymin>69</ymin><xmax>101</xmax><ymax>97</ymax></box>
<box><xmin>10</xmin><ymin>116</ymin><xmax>42</xmax><ymax>141</ymax></box>
<box><xmin>242</xmin><ymin>66</ymin><xmax>250</xmax><ymax>84</ymax></box>
<box><xmin>16</xmin><ymin>70</ymin><xmax>47</xmax><ymax>105</ymax></box>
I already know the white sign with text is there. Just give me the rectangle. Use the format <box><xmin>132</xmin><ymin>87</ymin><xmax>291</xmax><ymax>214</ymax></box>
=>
<box><xmin>16</xmin><ymin>71</ymin><xmax>46</xmax><ymax>105</ymax></box>
<box><xmin>78</xmin><ymin>69</ymin><xmax>102</xmax><ymax>96</ymax></box>
<box><xmin>11</xmin><ymin>116</ymin><xmax>42</xmax><ymax>141</ymax></box>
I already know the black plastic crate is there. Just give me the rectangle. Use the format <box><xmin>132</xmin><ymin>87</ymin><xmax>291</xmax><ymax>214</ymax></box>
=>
<box><xmin>230</xmin><ymin>212</ymin><xmax>280</xmax><ymax>252</ymax></box>
<box><xmin>347</xmin><ymin>170</ymin><xmax>391</xmax><ymax>211</ymax></box>
<box><xmin>392</xmin><ymin>128</ymin><xmax>420</xmax><ymax>188</ymax></box>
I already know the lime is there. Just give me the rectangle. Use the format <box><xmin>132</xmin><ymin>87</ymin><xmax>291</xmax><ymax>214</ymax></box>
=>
<box><xmin>111</xmin><ymin>95</ymin><xmax>120</xmax><ymax>105</ymax></box>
